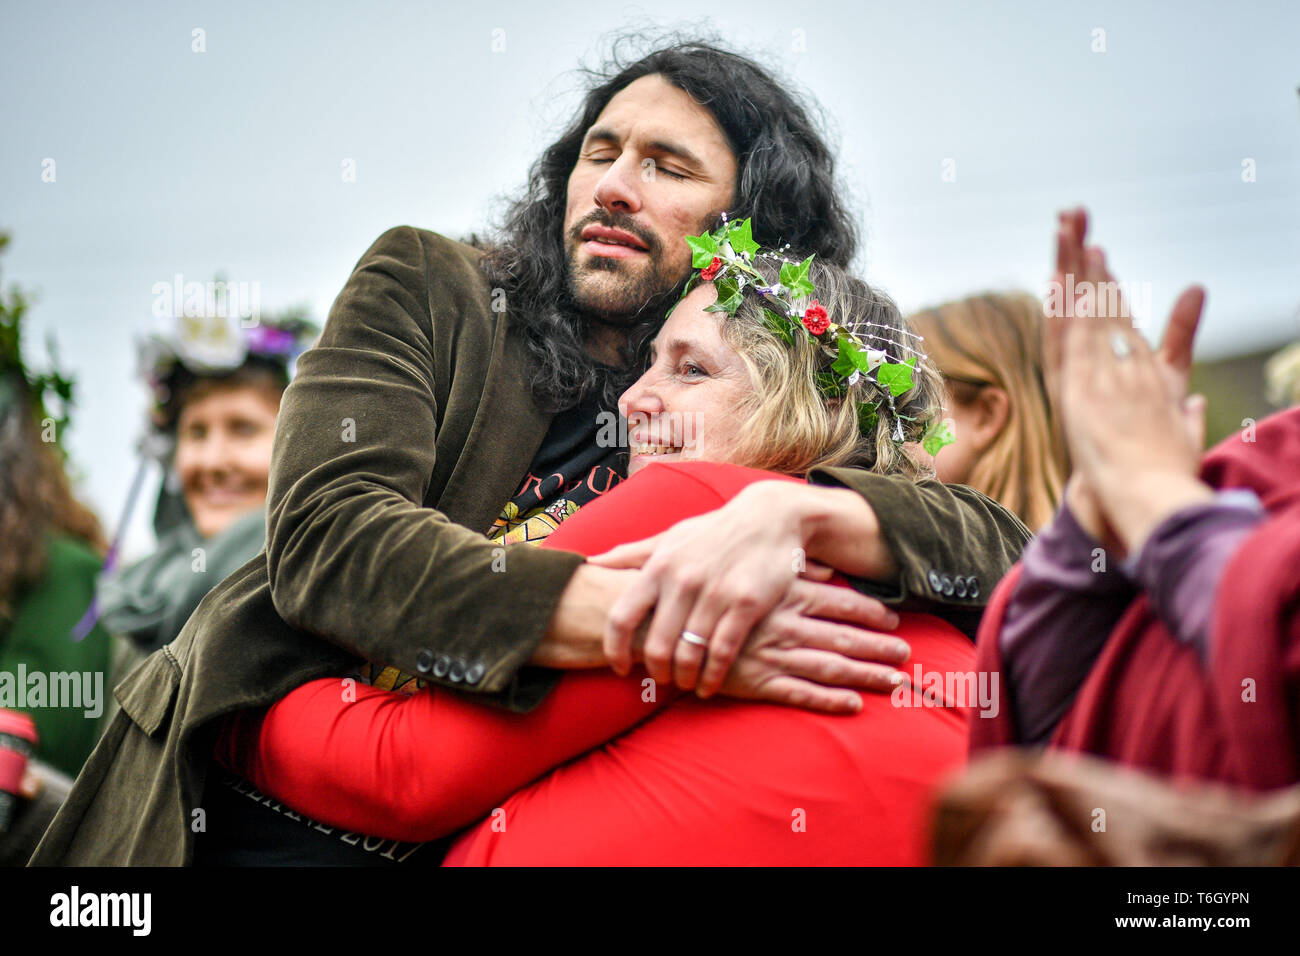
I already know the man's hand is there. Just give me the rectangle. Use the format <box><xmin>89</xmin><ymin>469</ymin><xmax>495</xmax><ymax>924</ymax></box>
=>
<box><xmin>589</xmin><ymin>480</ymin><xmax>898</xmax><ymax>697</ymax></box>
<box><xmin>537</xmin><ymin>545</ymin><xmax>910</xmax><ymax>712</ymax></box>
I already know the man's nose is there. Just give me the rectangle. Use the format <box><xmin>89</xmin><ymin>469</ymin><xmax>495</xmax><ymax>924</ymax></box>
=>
<box><xmin>593</xmin><ymin>154</ymin><xmax>643</xmax><ymax>215</ymax></box>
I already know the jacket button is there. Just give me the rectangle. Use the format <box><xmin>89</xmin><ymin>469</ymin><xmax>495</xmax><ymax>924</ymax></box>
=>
<box><xmin>433</xmin><ymin>655</ymin><xmax>451</xmax><ymax>678</ymax></box>
<box><xmin>464</xmin><ymin>663</ymin><xmax>485</xmax><ymax>685</ymax></box>
<box><xmin>941</xmin><ymin>574</ymin><xmax>955</xmax><ymax>597</ymax></box>
<box><xmin>969</xmin><ymin>576</ymin><xmax>981</xmax><ymax>599</ymax></box>
<box><xmin>928</xmin><ymin>569</ymin><xmax>942</xmax><ymax>592</ymax></box>
<box><xmin>415</xmin><ymin>649</ymin><xmax>434</xmax><ymax>674</ymax></box>
<box><xmin>954</xmin><ymin>576</ymin><xmax>968</xmax><ymax>599</ymax></box>
<box><xmin>449</xmin><ymin>660</ymin><xmax>467</xmax><ymax>683</ymax></box>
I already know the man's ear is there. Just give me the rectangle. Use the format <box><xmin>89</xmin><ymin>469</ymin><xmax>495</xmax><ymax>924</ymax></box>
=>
<box><xmin>970</xmin><ymin>386</ymin><xmax>1011</xmax><ymax>452</ymax></box>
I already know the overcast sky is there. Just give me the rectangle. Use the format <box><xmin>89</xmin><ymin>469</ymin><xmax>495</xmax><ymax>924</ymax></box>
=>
<box><xmin>3</xmin><ymin>0</ymin><xmax>1298</xmax><ymax>558</ymax></box>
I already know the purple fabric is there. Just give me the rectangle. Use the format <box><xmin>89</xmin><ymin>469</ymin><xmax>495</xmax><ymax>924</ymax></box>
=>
<box><xmin>1125</xmin><ymin>489</ymin><xmax>1265</xmax><ymax>657</ymax></box>
<box><xmin>1001</xmin><ymin>489</ymin><xmax>1266</xmax><ymax>745</ymax></box>
<box><xmin>1000</xmin><ymin>501</ymin><xmax>1133</xmax><ymax>744</ymax></box>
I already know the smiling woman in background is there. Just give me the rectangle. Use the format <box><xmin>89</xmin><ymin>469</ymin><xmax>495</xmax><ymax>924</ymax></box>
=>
<box><xmin>97</xmin><ymin>308</ymin><xmax>317</xmax><ymax>664</ymax></box>
<box><xmin>908</xmin><ymin>291</ymin><xmax>1069</xmax><ymax>531</ymax></box>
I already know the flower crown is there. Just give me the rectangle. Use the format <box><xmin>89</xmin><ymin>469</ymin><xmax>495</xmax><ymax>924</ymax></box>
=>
<box><xmin>681</xmin><ymin>215</ymin><xmax>955</xmax><ymax>455</ymax></box>
<box><xmin>138</xmin><ymin>302</ymin><xmax>318</xmax><ymax>445</ymax></box>
<box><xmin>0</xmin><ymin>243</ymin><xmax>76</xmax><ymax>455</ymax></box>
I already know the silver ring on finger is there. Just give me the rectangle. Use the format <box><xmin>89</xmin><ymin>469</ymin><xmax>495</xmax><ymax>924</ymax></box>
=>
<box><xmin>679</xmin><ymin>630</ymin><xmax>709</xmax><ymax>648</ymax></box>
<box><xmin>1109</xmin><ymin>330</ymin><xmax>1132</xmax><ymax>360</ymax></box>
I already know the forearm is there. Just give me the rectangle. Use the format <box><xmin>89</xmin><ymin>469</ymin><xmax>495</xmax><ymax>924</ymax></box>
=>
<box><xmin>1100</xmin><ymin>471</ymin><xmax>1216</xmax><ymax>558</ymax></box>
<box><xmin>215</xmin><ymin>671</ymin><xmax>678</xmax><ymax>843</ymax></box>
<box><xmin>269</xmin><ymin>477</ymin><xmax>585</xmax><ymax>690</ymax></box>
<box><xmin>1125</xmin><ymin>488</ymin><xmax>1265</xmax><ymax>659</ymax></box>
<box><xmin>799</xmin><ymin>485</ymin><xmax>898</xmax><ymax>580</ymax></box>
<box><xmin>532</xmin><ymin>564</ymin><xmax>639</xmax><ymax>668</ymax></box>
<box><xmin>807</xmin><ymin>466</ymin><xmax>1032</xmax><ymax>637</ymax></box>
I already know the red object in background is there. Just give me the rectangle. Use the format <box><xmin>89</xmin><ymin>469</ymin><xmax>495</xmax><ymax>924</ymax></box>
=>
<box><xmin>0</xmin><ymin>709</ymin><xmax>38</xmax><ymax>833</ymax></box>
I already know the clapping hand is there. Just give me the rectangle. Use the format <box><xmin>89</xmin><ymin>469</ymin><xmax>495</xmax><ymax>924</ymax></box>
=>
<box><xmin>1046</xmin><ymin>208</ymin><xmax>1213</xmax><ymax>557</ymax></box>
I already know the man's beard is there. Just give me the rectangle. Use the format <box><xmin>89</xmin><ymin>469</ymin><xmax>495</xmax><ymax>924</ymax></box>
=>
<box><xmin>564</xmin><ymin>211</ymin><xmax>692</xmax><ymax>327</ymax></box>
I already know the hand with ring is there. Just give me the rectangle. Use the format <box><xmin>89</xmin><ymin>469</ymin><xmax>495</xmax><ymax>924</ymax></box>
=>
<box><xmin>1045</xmin><ymin>208</ymin><xmax>1209</xmax><ymax>552</ymax></box>
<box><xmin>590</xmin><ymin>479</ymin><xmax>906</xmax><ymax>706</ymax></box>
<box><xmin>1046</xmin><ymin>208</ymin><xmax>1212</xmax><ymax>558</ymax></box>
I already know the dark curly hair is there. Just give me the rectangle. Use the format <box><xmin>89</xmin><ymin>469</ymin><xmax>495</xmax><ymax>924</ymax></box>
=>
<box><xmin>478</xmin><ymin>33</ymin><xmax>860</xmax><ymax>412</ymax></box>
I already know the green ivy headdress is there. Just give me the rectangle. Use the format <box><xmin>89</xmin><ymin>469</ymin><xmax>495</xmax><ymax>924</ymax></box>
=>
<box><xmin>681</xmin><ymin>215</ymin><xmax>955</xmax><ymax>456</ymax></box>
<box><xmin>0</xmin><ymin>234</ymin><xmax>76</xmax><ymax>457</ymax></box>
<box><xmin>138</xmin><ymin>294</ymin><xmax>318</xmax><ymax>447</ymax></box>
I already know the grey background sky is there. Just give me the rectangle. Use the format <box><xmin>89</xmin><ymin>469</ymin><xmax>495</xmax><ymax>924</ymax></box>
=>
<box><xmin>3</xmin><ymin>0</ymin><xmax>1298</xmax><ymax>559</ymax></box>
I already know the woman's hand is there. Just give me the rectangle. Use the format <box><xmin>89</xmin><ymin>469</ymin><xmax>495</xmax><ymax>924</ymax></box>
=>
<box><xmin>1046</xmin><ymin>207</ymin><xmax>1210</xmax><ymax>555</ymax></box>
<box><xmin>1051</xmin><ymin>238</ymin><xmax>1212</xmax><ymax>556</ymax></box>
<box><xmin>589</xmin><ymin>480</ymin><xmax>903</xmax><ymax>697</ymax></box>
<box><xmin>717</xmin><ymin>578</ymin><xmax>910</xmax><ymax>713</ymax></box>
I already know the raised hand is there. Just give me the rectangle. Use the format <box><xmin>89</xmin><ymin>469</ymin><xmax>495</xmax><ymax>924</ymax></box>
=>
<box><xmin>1049</xmin><ymin>230</ymin><xmax>1212</xmax><ymax>556</ymax></box>
<box><xmin>1045</xmin><ymin>208</ymin><xmax>1209</xmax><ymax>552</ymax></box>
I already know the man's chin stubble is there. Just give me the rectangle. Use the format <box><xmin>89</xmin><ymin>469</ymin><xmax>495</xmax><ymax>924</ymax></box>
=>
<box><xmin>567</xmin><ymin>258</ymin><xmax>684</xmax><ymax>327</ymax></box>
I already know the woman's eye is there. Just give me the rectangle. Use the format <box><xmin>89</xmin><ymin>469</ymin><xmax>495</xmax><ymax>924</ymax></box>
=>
<box><xmin>680</xmin><ymin>362</ymin><xmax>707</xmax><ymax>378</ymax></box>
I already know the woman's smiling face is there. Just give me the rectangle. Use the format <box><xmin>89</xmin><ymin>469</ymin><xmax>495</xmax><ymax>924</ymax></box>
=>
<box><xmin>174</xmin><ymin>383</ymin><xmax>280</xmax><ymax>538</ymax></box>
<box><xmin>618</xmin><ymin>282</ymin><xmax>756</xmax><ymax>477</ymax></box>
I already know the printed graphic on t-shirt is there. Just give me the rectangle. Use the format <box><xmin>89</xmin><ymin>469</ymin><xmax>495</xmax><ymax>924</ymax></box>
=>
<box><xmin>486</xmin><ymin>465</ymin><xmax>619</xmax><ymax>544</ymax></box>
<box><xmin>486</xmin><ymin>397</ymin><xmax>624</xmax><ymax>545</ymax></box>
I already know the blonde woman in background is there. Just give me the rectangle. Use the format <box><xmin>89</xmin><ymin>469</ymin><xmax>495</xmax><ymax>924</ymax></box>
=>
<box><xmin>909</xmin><ymin>291</ymin><xmax>1068</xmax><ymax>531</ymax></box>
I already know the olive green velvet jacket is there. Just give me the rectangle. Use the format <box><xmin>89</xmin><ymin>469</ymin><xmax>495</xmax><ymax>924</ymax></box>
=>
<box><xmin>30</xmin><ymin>227</ymin><xmax>1029</xmax><ymax>866</ymax></box>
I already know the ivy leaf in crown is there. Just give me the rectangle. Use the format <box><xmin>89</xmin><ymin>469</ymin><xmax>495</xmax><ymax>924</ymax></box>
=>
<box><xmin>921</xmin><ymin>418</ymin><xmax>957</xmax><ymax>457</ymax></box>
<box><xmin>876</xmin><ymin>354</ymin><xmax>918</xmax><ymax>398</ymax></box>
<box><xmin>778</xmin><ymin>255</ymin><xmax>816</xmax><ymax>299</ymax></box>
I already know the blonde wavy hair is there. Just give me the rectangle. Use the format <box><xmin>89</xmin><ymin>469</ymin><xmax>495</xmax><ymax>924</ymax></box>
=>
<box><xmin>709</xmin><ymin>256</ymin><xmax>943</xmax><ymax>480</ymax></box>
<box><xmin>908</xmin><ymin>291</ymin><xmax>1068</xmax><ymax>529</ymax></box>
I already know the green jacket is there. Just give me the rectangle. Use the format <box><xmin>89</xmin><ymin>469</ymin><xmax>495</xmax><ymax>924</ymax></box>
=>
<box><xmin>30</xmin><ymin>227</ymin><xmax>1029</xmax><ymax>866</ymax></box>
<box><xmin>0</xmin><ymin>533</ymin><xmax>112</xmax><ymax>779</ymax></box>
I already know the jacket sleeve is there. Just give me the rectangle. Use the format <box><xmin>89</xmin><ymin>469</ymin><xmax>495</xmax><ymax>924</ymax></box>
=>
<box><xmin>806</xmin><ymin>467</ymin><xmax>1032</xmax><ymax>638</ymax></box>
<box><xmin>263</xmin><ymin>226</ymin><xmax>584</xmax><ymax>709</ymax></box>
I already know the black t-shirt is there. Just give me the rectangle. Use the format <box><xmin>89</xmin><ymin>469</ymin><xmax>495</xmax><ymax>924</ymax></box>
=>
<box><xmin>485</xmin><ymin>393</ymin><xmax>624</xmax><ymax>543</ymax></box>
<box><xmin>195</xmin><ymin>395</ymin><xmax>624</xmax><ymax>864</ymax></box>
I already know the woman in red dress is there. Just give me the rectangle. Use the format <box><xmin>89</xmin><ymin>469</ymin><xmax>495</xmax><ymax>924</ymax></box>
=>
<box><xmin>214</xmin><ymin>230</ymin><xmax>979</xmax><ymax>865</ymax></box>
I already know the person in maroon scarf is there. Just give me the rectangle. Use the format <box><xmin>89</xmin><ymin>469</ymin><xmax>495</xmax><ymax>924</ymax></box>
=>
<box><xmin>969</xmin><ymin>207</ymin><xmax>1300</xmax><ymax>792</ymax></box>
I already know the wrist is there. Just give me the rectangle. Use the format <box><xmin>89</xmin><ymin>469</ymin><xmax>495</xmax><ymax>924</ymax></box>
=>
<box><xmin>1108</xmin><ymin>472</ymin><xmax>1215</xmax><ymax>556</ymax></box>
<box><xmin>799</xmin><ymin>484</ymin><xmax>857</xmax><ymax>546</ymax></box>
<box><xmin>801</xmin><ymin>485</ymin><xmax>895</xmax><ymax>580</ymax></box>
<box><xmin>536</xmin><ymin>563</ymin><xmax>634</xmax><ymax>669</ymax></box>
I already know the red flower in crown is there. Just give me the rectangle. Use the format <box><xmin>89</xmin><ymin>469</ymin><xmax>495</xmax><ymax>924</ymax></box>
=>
<box><xmin>801</xmin><ymin>300</ymin><xmax>830</xmax><ymax>335</ymax></box>
<box><xmin>700</xmin><ymin>257</ymin><xmax>722</xmax><ymax>281</ymax></box>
